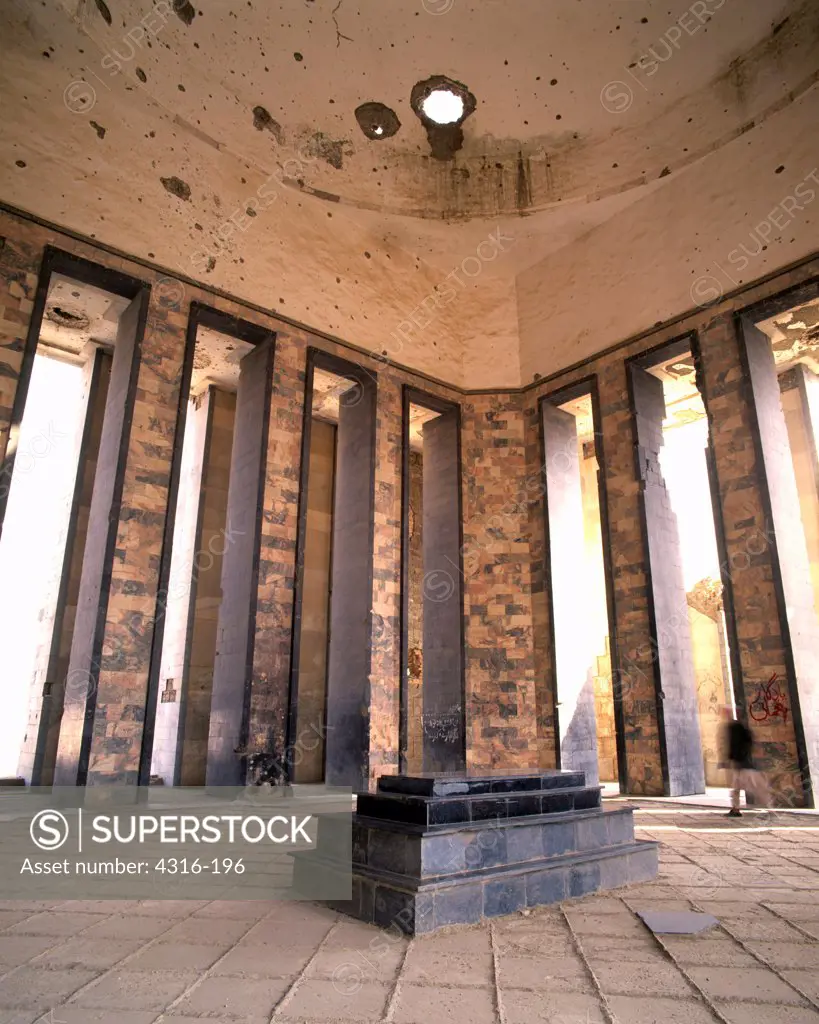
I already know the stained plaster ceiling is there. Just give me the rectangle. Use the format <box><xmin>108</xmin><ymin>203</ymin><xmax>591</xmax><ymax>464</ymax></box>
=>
<box><xmin>1</xmin><ymin>0</ymin><xmax>815</xmax><ymax>388</ymax></box>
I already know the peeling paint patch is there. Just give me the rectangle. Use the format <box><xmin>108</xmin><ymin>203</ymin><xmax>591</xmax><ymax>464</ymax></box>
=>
<box><xmin>160</xmin><ymin>175</ymin><xmax>191</xmax><ymax>200</ymax></box>
<box><xmin>90</xmin><ymin>121</ymin><xmax>106</xmax><ymax>139</ymax></box>
<box><xmin>174</xmin><ymin>0</ymin><xmax>196</xmax><ymax>26</ymax></box>
<box><xmin>252</xmin><ymin>106</ymin><xmax>283</xmax><ymax>144</ymax></box>
<box><xmin>93</xmin><ymin>0</ymin><xmax>112</xmax><ymax>26</ymax></box>
<box><xmin>308</xmin><ymin>132</ymin><xmax>345</xmax><ymax>170</ymax></box>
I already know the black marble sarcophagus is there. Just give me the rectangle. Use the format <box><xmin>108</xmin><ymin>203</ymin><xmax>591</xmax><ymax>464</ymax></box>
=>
<box><xmin>294</xmin><ymin>769</ymin><xmax>658</xmax><ymax>935</ymax></box>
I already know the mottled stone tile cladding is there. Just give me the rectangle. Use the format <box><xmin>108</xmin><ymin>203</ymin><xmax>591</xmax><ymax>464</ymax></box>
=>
<box><xmin>2</xmin><ymin>205</ymin><xmax>819</xmax><ymax>802</ymax></box>
<box><xmin>461</xmin><ymin>392</ymin><xmax>540</xmax><ymax>769</ymax></box>
<box><xmin>527</xmin><ymin>254</ymin><xmax>819</xmax><ymax>804</ymax></box>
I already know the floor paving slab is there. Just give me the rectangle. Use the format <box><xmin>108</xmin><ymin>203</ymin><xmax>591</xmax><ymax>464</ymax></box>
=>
<box><xmin>605</xmin><ymin>995</ymin><xmax>722</xmax><ymax>1024</ymax></box>
<box><xmin>240</xmin><ymin>918</ymin><xmax>335</xmax><ymax>946</ymax></box>
<box><xmin>0</xmin><ymin>966</ymin><xmax>100</xmax><ymax>1010</ymax></box>
<box><xmin>44</xmin><ymin>1010</ymin><xmax>159</xmax><ymax>1024</ymax></box>
<box><xmin>6</xmin><ymin>913</ymin><xmax>109</xmax><ymax>938</ymax></box>
<box><xmin>124</xmin><ymin>941</ymin><xmax>226</xmax><ymax>971</ymax></box>
<box><xmin>745</xmin><ymin>940</ymin><xmax>819</xmax><ymax>969</ymax></box>
<box><xmin>659</xmin><ymin>935</ymin><xmax>759</xmax><ymax>967</ymax></box>
<box><xmin>401</xmin><ymin>948</ymin><xmax>494</xmax><ymax>987</ymax></box>
<box><xmin>497</xmin><ymin>955</ymin><xmax>593</xmax><ymax>994</ymax></box>
<box><xmin>173</xmin><ymin>974</ymin><xmax>291</xmax><ymax>1017</ymax></box>
<box><xmin>33</xmin><ymin>938</ymin><xmax>143</xmax><ymax>971</ymax></box>
<box><xmin>280</xmin><ymin>978</ymin><xmax>391</xmax><ymax>1021</ymax></box>
<box><xmin>501</xmin><ymin>990</ymin><xmax>606</xmax><ymax>1024</ymax></box>
<box><xmin>162</xmin><ymin>1017</ymin><xmax>269</xmax><ymax>1024</ymax></box>
<box><xmin>66</xmin><ymin>968</ymin><xmax>199</xmax><ymax>1011</ymax></box>
<box><xmin>685</xmin><ymin>965</ymin><xmax>808</xmax><ymax>1005</ymax></box>
<box><xmin>79</xmin><ymin>916</ymin><xmax>178</xmax><ymax>941</ymax></box>
<box><xmin>306</xmin><ymin>942</ymin><xmax>406</xmax><ymax>983</ymax></box>
<box><xmin>0</xmin><ymin>936</ymin><xmax>64</xmax><ymax>969</ymax></box>
<box><xmin>393</xmin><ymin>982</ymin><xmax>498</xmax><ymax>1024</ymax></box>
<box><xmin>210</xmin><ymin>942</ymin><xmax>315</xmax><ymax>978</ymax></box>
<box><xmin>783</xmin><ymin>969</ymin><xmax>819</xmax><ymax>1002</ymax></box>
<box><xmin>574</xmin><ymin>935</ymin><xmax>668</xmax><ymax>963</ymax></box>
<box><xmin>588</xmin><ymin>959</ymin><xmax>696</xmax><ymax>997</ymax></box>
<box><xmin>155</xmin><ymin>917</ymin><xmax>253</xmax><ymax>946</ymax></box>
<box><xmin>714</xmin><ymin>1003</ymin><xmax>819</xmax><ymax>1024</ymax></box>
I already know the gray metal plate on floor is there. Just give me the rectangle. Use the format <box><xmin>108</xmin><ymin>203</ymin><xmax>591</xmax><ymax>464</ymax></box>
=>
<box><xmin>636</xmin><ymin>909</ymin><xmax>719</xmax><ymax>934</ymax></box>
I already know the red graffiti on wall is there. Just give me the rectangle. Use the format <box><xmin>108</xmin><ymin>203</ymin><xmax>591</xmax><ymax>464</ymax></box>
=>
<box><xmin>749</xmin><ymin>672</ymin><xmax>789</xmax><ymax>725</ymax></box>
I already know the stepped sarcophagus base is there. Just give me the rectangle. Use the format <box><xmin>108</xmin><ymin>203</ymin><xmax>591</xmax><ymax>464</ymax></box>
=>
<box><xmin>294</xmin><ymin>769</ymin><xmax>658</xmax><ymax>935</ymax></box>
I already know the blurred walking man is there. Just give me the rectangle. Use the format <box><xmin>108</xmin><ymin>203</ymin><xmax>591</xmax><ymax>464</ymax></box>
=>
<box><xmin>719</xmin><ymin>706</ymin><xmax>771</xmax><ymax>817</ymax></box>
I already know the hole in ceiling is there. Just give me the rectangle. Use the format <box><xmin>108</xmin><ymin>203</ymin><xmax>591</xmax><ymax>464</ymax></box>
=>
<box><xmin>422</xmin><ymin>89</ymin><xmax>464</xmax><ymax>125</ymax></box>
<box><xmin>354</xmin><ymin>102</ymin><xmax>401</xmax><ymax>140</ymax></box>
<box><xmin>411</xmin><ymin>75</ymin><xmax>476</xmax><ymax>160</ymax></box>
<box><xmin>46</xmin><ymin>305</ymin><xmax>91</xmax><ymax>330</ymax></box>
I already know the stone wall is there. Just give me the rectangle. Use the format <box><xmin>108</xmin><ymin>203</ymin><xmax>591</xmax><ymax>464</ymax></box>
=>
<box><xmin>524</xmin><ymin>255</ymin><xmax>819</xmax><ymax>801</ymax></box>
<box><xmin>406</xmin><ymin>450</ymin><xmax>424</xmax><ymax>774</ymax></box>
<box><xmin>1</xmin><ymin>205</ymin><xmax>819</xmax><ymax>801</ymax></box>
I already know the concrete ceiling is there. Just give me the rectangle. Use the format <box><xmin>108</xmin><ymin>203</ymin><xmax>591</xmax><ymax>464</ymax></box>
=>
<box><xmin>1</xmin><ymin>0</ymin><xmax>815</xmax><ymax>388</ymax></box>
<box><xmin>39</xmin><ymin>273</ymin><xmax>129</xmax><ymax>361</ymax></box>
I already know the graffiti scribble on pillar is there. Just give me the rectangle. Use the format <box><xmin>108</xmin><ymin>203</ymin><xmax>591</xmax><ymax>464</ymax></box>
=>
<box><xmin>749</xmin><ymin>673</ymin><xmax>789</xmax><ymax>724</ymax></box>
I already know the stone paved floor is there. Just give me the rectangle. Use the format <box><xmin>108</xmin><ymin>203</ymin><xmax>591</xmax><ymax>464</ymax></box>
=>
<box><xmin>1</xmin><ymin>801</ymin><xmax>819</xmax><ymax>1023</ymax></box>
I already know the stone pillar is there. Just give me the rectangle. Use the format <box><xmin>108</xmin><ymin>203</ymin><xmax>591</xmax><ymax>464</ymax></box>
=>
<box><xmin>244</xmin><ymin>330</ymin><xmax>305</xmax><ymax>783</ymax></box>
<box><xmin>541</xmin><ymin>403</ymin><xmax>600</xmax><ymax>786</ymax></box>
<box><xmin>462</xmin><ymin>394</ymin><xmax>540</xmax><ymax>771</ymax></box>
<box><xmin>21</xmin><ymin>348</ymin><xmax>111</xmax><ymax>785</ymax></box>
<box><xmin>406</xmin><ymin>450</ymin><xmax>424</xmax><ymax>773</ymax></box>
<box><xmin>206</xmin><ymin>340</ymin><xmax>274</xmax><ymax>786</ymax></box>
<box><xmin>695</xmin><ymin>313</ymin><xmax>812</xmax><ymax>804</ymax></box>
<box><xmin>630</xmin><ymin>365</ymin><xmax>705</xmax><ymax>796</ymax></box>
<box><xmin>523</xmin><ymin>398</ymin><xmax>558</xmax><ymax>770</ymax></box>
<box><xmin>742</xmin><ymin>324</ymin><xmax>819</xmax><ymax>797</ymax></box>
<box><xmin>0</xmin><ymin>230</ymin><xmax>40</xmax><ymax>539</ymax></box>
<box><xmin>49</xmin><ymin>278</ymin><xmax>188</xmax><ymax>786</ymax></box>
<box><xmin>53</xmin><ymin>293</ymin><xmax>147</xmax><ymax>786</ymax></box>
<box><xmin>422</xmin><ymin>408</ymin><xmax>465</xmax><ymax>773</ymax></box>
<box><xmin>367</xmin><ymin>376</ymin><xmax>402</xmax><ymax>784</ymax></box>
<box><xmin>324</xmin><ymin>380</ymin><xmax>377</xmax><ymax>789</ymax></box>
<box><xmin>597</xmin><ymin>363</ymin><xmax>665</xmax><ymax>795</ymax></box>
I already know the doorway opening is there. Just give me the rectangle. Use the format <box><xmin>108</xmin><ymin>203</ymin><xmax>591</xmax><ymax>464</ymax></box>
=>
<box><xmin>145</xmin><ymin>305</ymin><xmax>273</xmax><ymax>786</ymax></box>
<box><xmin>400</xmin><ymin>389</ymin><xmax>465</xmax><ymax>775</ymax></box>
<box><xmin>629</xmin><ymin>337</ymin><xmax>735</xmax><ymax>795</ymax></box>
<box><xmin>540</xmin><ymin>384</ymin><xmax>622</xmax><ymax>790</ymax></box>
<box><xmin>0</xmin><ymin>257</ymin><xmax>143</xmax><ymax>785</ymax></box>
<box><xmin>289</xmin><ymin>351</ymin><xmax>377</xmax><ymax>789</ymax></box>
